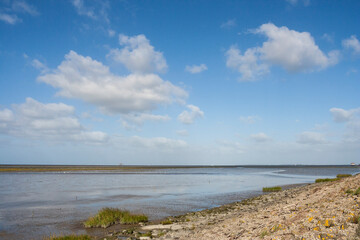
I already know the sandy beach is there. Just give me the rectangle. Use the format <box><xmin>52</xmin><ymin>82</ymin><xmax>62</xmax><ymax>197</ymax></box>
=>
<box><xmin>131</xmin><ymin>174</ymin><xmax>360</xmax><ymax>240</ymax></box>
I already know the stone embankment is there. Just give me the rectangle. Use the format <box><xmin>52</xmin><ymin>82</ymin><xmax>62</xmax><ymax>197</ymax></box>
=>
<box><xmin>140</xmin><ymin>174</ymin><xmax>360</xmax><ymax>240</ymax></box>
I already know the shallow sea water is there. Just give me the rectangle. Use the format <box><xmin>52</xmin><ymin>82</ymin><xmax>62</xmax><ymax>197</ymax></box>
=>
<box><xmin>0</xmin><ymin>166</ymin><xmax>359</xmax><ymax>239</ymax></box>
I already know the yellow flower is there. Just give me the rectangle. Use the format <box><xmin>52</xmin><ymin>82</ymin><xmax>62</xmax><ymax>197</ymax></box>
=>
<box><xmin>324</xmin><ymin>220</ymin><xmax>329</xmax><ymax>227</ymax></box>
<box><xmin>308</xmin><ymin>217</ymin><xmax>313</xmax><ymax>222</ymax></box>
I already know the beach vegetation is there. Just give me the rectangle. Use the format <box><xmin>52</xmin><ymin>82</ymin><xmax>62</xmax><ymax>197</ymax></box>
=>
<box><xmin>260</xmin><ymin>230</ymin><xmax>269</xmax><ymax>238</ymax></box>
<box><xmin>349</xmin><ymin>214</ymin><xmax>360</xmax><ymax>224</ymax></box>
<box><xmin>315</xmin><ymin>178</ymin><xmax>338</xmax><ymax>183</ymax></box>
<box><xmin>140</xmin><ymin>232</ymin><xmax>152</xmax><ymax>237</ymax></box>
<box><xmin>44</xmin><ymin>235</ymin><xmax>92</xmax><ymax>240</ymax></box>
<box><xmin>262</xmin><ymin>186</ymin><xmax>282</xmax><ymax>192</ymax></box>
<box><xmin>345</xmin><ymin>189</ymin><xmax>354</xmax><ymax>194</ymax></box>
<box><xmin>84</xmin><ymin>208</ymin><xmax>148</xmax><ymax>228</ymax></box>
<box><xmin>354</xmin><ymin>187</ymin><xmax>360</xmax><ymax>196</ymax></box>
<box><xmin>337</xmin><ymin>174</ymin><xmax>352</xmax><ymax>178</ymax></box>
<box><xmin>160</xmin><ymin>219</ymin><xmax>173</xmax><ymax>225</ymax></box>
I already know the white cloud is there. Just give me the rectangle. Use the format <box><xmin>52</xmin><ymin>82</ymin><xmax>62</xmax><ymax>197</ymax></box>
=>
<box><xmin>0</xmin><ymin>109</ymin><xmax>14</xmax><ymax>122</ymax></box>
<box><xmin>322</xmin><ymin>33</ymin><xmax>334</xmax><ymax>43</ymax></box>
<box><xmin>330</xmin><ymin>107</ymin><xmax>360</xmax><ymax>143</ymax></box>
<box><xmin>12</xmin><ymin>1</ymin><xmax>38</xmax><ymax>16</ymax></box>
<box><xmin>129</xmin><ymin>136</ymin><xmax>187</xmax><ymax>150</ymax></box>
<box><xmin>297</xmin><ymin>131</ymin><xmax>326</xmax><ymax>144</ymax></box>
<box><xmin>286</xmin><ymin>0</ymin><xmax>310</xmax><ymax>6</ymax></box>
<box><xmin>0</xmin><ymin>98</ymin><xmax>108</xmax><ymax>143</ymax></box>
<box><xmin>221</xmin><ymin>19</ymin><xmax>236</xmax><ymax>29</ymax></box>
<box><xmin>226</xmin><ymin>46</ymin><xmax>268</xmax><ymax>81</ymax></box>
<box><xmin>178</xmin><ymin>105</ymin><xmax>204</xmax><ymax>124</ymax></box>
<box><xmin>185</xmin><ymin>64</ymin><xmax>207</xmax><ymax>74</ymax></box>
<box><xmin>32</xmin><ymin>59</ymin><xmax>49</xmax><ymax>74</ymax></box>
<box><xmin>0</xmin><ymin>13</ymin><xmax>21</xmax><ymax>24</ymax></box>
<box><xmin>226</xmin><ymin>23</ymin><xmax>338</xmax><ymax>80</ymax></box>
<box><xmin>38</xmin><ymin>50</ymin><xmax>187</xmax><ymax>115</ymax></box>
<box><xmin>72</xmin><ymin>0</ymin><xmax>95</xmax><ymax>18</ymax></box>
<box><xmin>71</xmin><ymin>0</ymin><xmax>109</xmax><ymax>23</ymax></box>
<box><xmin>342</xmin><ymin>35</ymin><xmax>360</xmax><ymax>54</ymax></box>
<box><xmin>108</xmin><ymin>34</ymin><xmax>167</xmax><ymax>74</ymax></box>
<box><xmin>121</xmin><ymin>113</ymin><xmax>170</xmax><ymax>130</ymax></box>
<box><xmin>256</xmin><ymin>23</ymin><xmax>338</xmax><ymax>72</ymax></box>
<box><xmin>250</xmin><ymin>132</ymin><xmax>271</xmax><ymax>142</ymax></box>
<box><xmin>239</xmin><ymin>115</ymin><xmax>261</xmax><ymax>124</ymax></box>
<box><xmin>330</xmin><ymin>107</ymin><xmax>360</xmax><ymax>123</ymax></box>
<box><xmin>108</xmin><ymin>29</ymin><xmax>115</xmax><ymax>37</ymax></box>
<box><xmin>0</xmin><ymin>1</ymin><xmax>38</xmax><ymax>25</ymax></box>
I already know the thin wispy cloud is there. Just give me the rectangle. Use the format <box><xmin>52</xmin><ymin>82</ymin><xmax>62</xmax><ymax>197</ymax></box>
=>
<box><xmin>185</xmin><ymin>64</ymin><xmax>207</xmax><ymax>74</ymax></box>
<box><xmin>0</xmin><ymin>0</ymin><xmax>38</xmax><ymax>24</ymax></box>
<box><xmin>221</xmin><ymin>19</ymin><xmax>236</xmax><ymax>29</ymax></box>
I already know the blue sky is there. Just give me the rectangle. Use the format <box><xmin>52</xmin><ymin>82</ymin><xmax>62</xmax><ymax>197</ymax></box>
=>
<box><xmin>0</xmin><ymin>0</ymin><xmax>359</xmax><ymax>165</ymax></box>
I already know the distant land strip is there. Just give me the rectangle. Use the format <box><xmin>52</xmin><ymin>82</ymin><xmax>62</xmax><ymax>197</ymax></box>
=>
<box><xmin>0</xmin><ymin>164</ymin><xmax>358</xmax><ymax>172</ymax></box>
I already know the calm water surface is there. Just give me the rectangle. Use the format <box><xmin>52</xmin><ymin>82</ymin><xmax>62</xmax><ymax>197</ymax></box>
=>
<box><xmin>0</xmin><ymin>166</ymin><xmax>359</xmax><ymax>239</ymax></box>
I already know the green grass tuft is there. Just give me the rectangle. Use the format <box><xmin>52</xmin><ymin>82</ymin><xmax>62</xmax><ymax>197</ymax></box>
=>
<box><xmin>161</xmin><ymin>219</ymin><xmax>173</xmax><ymax>225</ymax></box>
<box><xmin>262</xmin><ymin>186</ymin><xmax>282</xmax><ymax>192</ymax></box>
<box><xmin>337</xmin><ymin>174</ymin><xmax>352</xmax><ymax>178</ymax></box>
<box><xmin>84</xmin><ymin>207</ymin><xmax>148</xmax><ymax>228</ymax></box>
<box><xmin>44</xmin><ymin>235</ymin><xmax>91</xmax><ymax>240</ymax></box>
<box><xmin>346</xmin><ymin>189</ymin><xmax>354</xmax><ymax>194</ymax></box>
<box><xmin>354</xmin><ymin>187</ymin><xmax>360</xmax><ymax>196</ymax></box>
<box><xmin>315</xmin><ymin>178</ymin><xmax>339</xmax><ymax>183</ymax></box>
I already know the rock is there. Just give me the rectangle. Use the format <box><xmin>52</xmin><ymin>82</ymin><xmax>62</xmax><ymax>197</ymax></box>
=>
<box><xmin>141</xmin><ymin>224</ymin><xmax>172</xmax><ymax>230</ymax></box>
<box><xmin>170</xmin><ymin>225</ymin><xmax>183</xmax><ymax>231</ymax></box>
<box><xmin>139</xmin><ymin>237</ymin><xmax>151</xmax><ymax>240</ymax></box>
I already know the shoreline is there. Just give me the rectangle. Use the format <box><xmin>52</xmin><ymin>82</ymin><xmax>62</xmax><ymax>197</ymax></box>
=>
<box><xmin>1</xmin><ymin>164</ymin><xmax>358</xmax><ymax>172</ymax></box>
<box><xmin>1</xmin><ymin>169</ymin><xmax>359</xmax><ymax>239</ymax></box>
<box><xmin>91</xmin><ymin>175</ymin><xmax>360</xmax><ymax>240</ymax></box>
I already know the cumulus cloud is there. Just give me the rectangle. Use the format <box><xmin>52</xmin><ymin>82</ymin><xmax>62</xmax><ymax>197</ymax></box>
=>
<box><xmin>342</xmin><ymin>35</ymin><xmax>360</xmax><ymax>54</ymax></box>
<box><xmin>226</xmin><ymin>23</ymin><xmax>338</xmax><ymax>80</ymax></box>
<box><xmin>250</xmin><ymin>132</ymin><xmax>271</xmax><ymax>142</ymax></box>
<box><xmin>0</xmin><ymin>98</ymin><xmax>107</xmax><ymax>143</ymax></box>
<box><xmin>256</xmin><ymin>23</ymin><xmax>338</xmax><ymax>72</ymax></box>
<box><xmin>0</xmin><ymin>0</ymin><xmax>38</xmax><ymax>24</ymax></box>
<box><xmin>221</xmin><ymin>19</ymin><xmax>236</xmax><ymax>29</ymax></box>
<box><xmin>226</xmin><ymin>46</ymin><xmax>268</xmax><ymax>81</ymax></box>
<box><xmin>185</xmin><ymin>64</ymin><xmax>207</xmax><ymax>74</ymax></box>
<box><xmin>178</xmin><ymin>105</ymin><xmax>204</xmax><ymax>124</ymax></box>
<box><xmin>297</xmin><ymin>131</ymin><xmax>326</xmax><ymax>144</ymax></box>
<box><xmin>108</xmin><ymin>34</ymin><xmax>167</xmax><ymax>74</ymax></box>
<box><xmin>121</xmin><ymin>113</ymin><xmax>170</xmax><ymax>130</ymax></box>
<box><xmin>38</xmin><ymin>50</ymin><xmax>187</xmax><ymax>115</ymax></box>
<box><xmin>239</xmin><ymin>115</ymin><xmax>261</xmax><ymax>124</ymax></box>
<box><xmin>330</xmin><ymin>107</ymin><xmax>360</xmax><ymax>123</ymax></box>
